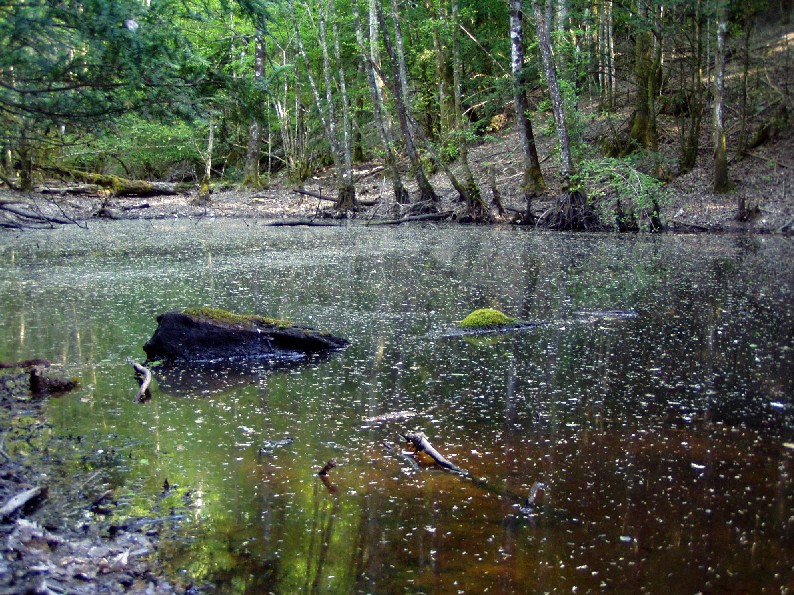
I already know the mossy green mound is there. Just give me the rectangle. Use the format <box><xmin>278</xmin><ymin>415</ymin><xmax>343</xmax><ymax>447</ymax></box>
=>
<box><xmin>183</xmin><ymin>307</ymin><xmax>290</xmax><ymax>328</ymax></box>
<box><xmin>457</xmin><ymin>308</ymin><xmax>516</xmax><ymax>329</ymax></box>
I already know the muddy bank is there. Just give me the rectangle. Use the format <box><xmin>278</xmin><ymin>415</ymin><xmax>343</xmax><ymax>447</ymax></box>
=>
<box><xmin>0</xmin><ymin>369</ymin><xmax>198</xmax><ymax>594</ymax></box>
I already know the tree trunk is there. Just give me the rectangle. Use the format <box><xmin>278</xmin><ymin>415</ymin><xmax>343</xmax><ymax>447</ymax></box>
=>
<box><xmin>353</xmin><ymin>0</ymin><xmax>410</xmax><ymax>205</ymax></box>
<box><xmin>532</xmin><ymin>0</ymin><xmax>574</xmax><ymax>185</ymax></box>
<box><xmin>18</xmin><ymin>128</ymin><xmax>34</xmax><ymax>192</ymax></box>
<box><xmin>291</xmin><ymin>0</ymin><xmax>357</xmax><ymax>212</ymax></box>
<box><xmin>424</xmin><ymin>0</ymin><xmax>455</xmax><ymax>138</ymax></box>
<box><xmin>679</xmin><ymin>0</ymin><xmax>705</xmax><ymax>173</ymax></box>
<box><xmin>328</xmin><ymin>0</ymin><xmax>357</xmax><ymax>211</ymax></box>
<box><xmin>450</xmin><ymin>0</ymin><xmax>488</xmax><ymax>221</ymax></box>
<box><xmin>510</xmin><ymin>0</ymin><xmax>545</xmax><ymax>222</ymax></box>
<box><xmin>713</xmin><ymin>4</ymin><xmax>731</xmax><ymax>195</ymax></box>
<box><xmin>533</xmin><ymin>0</ymin><xmax>596</xmax><ymax>230</ymax></box>
<box><xmin>377</xmin><ymin>0</ymin><xmax>439</xmax><ymax>207</ymax></box>
<box><xmin>628</xmin><ymin>0</ymin><xmax>659</xmax><ymax>151</ymax></box>
<box><xmin>243</xmin><ymin>31</ymin><xmax>266</xmax><ymax>189</ymax></box>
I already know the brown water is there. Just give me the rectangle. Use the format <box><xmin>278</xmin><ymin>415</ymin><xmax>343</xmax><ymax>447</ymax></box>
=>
<box><xmin>0</xmin><ymin>221</ymin><xmax>791</xmax><ymax>592</ymax></box>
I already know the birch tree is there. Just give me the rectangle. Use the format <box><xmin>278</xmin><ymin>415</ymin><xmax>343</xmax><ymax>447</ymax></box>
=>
<box><xmin>352</xmin><ymin>0</ymin><xmax>410</xmax><ymax>204</ymax></box>
<box><xmin>712</xmin><ymin>2</ymin><xmax>730</xmax><ymax>195</ymax></box>
<box><xmin>376</xmin><ymin>0</ymin><xmax>439</xmax><ymax>208</ymax></box>
<box><xmin>532</xmin><ymin>0</ymin><xmax>596</xmax><ymax>230</ymax></box>
<box><xmin>510</xmin><ymin>0</ymin><xmax>545</xmax><ymax>222</ymax></box>
<box><xmin>291</xmin><ymin>0</ymin><xmax>357</xmax><ymax>211</ymax></box>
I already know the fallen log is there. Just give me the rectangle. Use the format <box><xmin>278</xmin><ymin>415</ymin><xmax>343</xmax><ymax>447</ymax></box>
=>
<box><xmin>293</xmin><ymin>187</ymin><xmax>378</xmax><ymax>207</ymax></box>
<box><xmin>264</xmin><ymin>219</ymin><xmax>343</xmax><ymax>227</ymax></box>
<box><xmin>400</xmin><ymin>430</ymin><xmax>466</xmax><ymax>474</ymax></box>
<box><xmin>132</xmin><ymin>363</ymin><xmax>152</xmax><ymax>402</ymax></box>
<box><xmin>0</xmin><ymin>486</ymin><xmax>45</xmax><ymax>520</ymax></box>
<box><xmin>39</xmin><ymin>184</ymin><xmax>102</xmax><ymax>196</ymax></box>
<box><xmin>367</xmin><ymin>211</ymin><xmax>453</xmax><ymax>225</ymax></box>
<box><xmin>143</xmin><ymin>308</ymin><xmax>349</xmax><ymax>363</ymax></box>
<box><xmin>43</xmin><ymin>166</ymin><xmax>178</xmax><ymax>197</ymax></box>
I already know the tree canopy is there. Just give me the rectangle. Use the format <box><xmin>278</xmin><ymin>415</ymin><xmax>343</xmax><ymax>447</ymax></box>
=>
<box><xmin>1</xmin><ymin>0</ymin><xmax>789</xmax><ymax>223</ymax></box>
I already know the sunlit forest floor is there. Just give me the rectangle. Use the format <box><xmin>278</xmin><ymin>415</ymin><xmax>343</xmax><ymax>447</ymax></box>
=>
<box><xmin>7</xmin><ymin>118</ymin><xmax>789</xmax><ymax>233</ymax></box>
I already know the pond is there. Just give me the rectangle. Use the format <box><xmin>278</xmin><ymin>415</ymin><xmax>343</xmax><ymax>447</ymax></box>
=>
<box><xmin>0</xmin><ymin>220</ymin><xmax>792</xmax><ymax>593</ymax></box>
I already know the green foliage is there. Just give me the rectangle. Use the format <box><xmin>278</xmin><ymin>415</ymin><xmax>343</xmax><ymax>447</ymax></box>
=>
<box><xmin>458</xmin><ymin>308</ymin><xmax>516</xmax><ymax>329</ymax></box>
<box><xmin>64</xmin><ymin>117</ymin><xmax>202</xmax><ymax>179</ymax></box>
<box><xmin>572</xmin><ymin>157</ymin><xmax>669</xmax><ymax>230</ymax></box>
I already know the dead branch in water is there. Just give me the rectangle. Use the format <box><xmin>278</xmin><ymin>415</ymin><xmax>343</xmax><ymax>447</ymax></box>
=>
<box><xmin>367</xmin><ymin>211</ymin><xmax>453</xmax><ymax>226</ymax></box>
<box><xmin>0</xmin><ymin>486</ymin><xmax>45</xmax><ymax>520</ymax></box>
<box><xmin>400</xmin><ymin>431</ymin><xmax>466</xmax><ymax>474</ymax></box>
<box><xmin>132</xmin><ymin>363</ymin><xmax>152</xmax><ymax>402</ymax></box>
<box><xmin>318</xmin><ymin>459</ymin><xmax>337</xmax><ymax>476</ymax></box>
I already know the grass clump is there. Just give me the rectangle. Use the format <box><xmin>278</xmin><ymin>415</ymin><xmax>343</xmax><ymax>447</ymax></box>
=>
<box><xmin>183</xmin><ymin>307</ymin><xmax>290</xmax><ymax>328</ymax></box>
<box><xmin>457</xmin><ymin>308</ymin><xmax>516</xmax><ymax>329</ymax></box>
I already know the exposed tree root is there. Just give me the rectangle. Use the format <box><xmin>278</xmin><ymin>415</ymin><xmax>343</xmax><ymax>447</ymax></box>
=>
<box><xmin>540</xmin><ymin>190</ymin><xmax>600</xmax><ymax>231</ymax></box>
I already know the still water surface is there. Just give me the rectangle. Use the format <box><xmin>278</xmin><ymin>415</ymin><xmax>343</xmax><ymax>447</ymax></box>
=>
<box><xmin>1</xmin><ymin>220</ymin><xmax>792</xmax><ymax>593</ymax></box>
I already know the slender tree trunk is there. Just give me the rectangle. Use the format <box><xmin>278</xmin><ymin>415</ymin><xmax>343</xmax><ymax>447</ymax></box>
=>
<box><xmin>328</xmin><ymin>0</ymin><xmax>357</xmax><ymax>210</ymax></box>
<box><xmin>18</xmin><ymin>127</ymin><xmax>33</xmax><ymax>192</ymax></box>
<box><xmin>510</xmin><ymin>0</ymin><xmax>545</xmax><ymax>222</ymax></box>
<box><xmin>628</xmin><ymin>0</ymin><xmax>658</xmax><ymax>151</ymax></box>
<box><xmin>291</xmin><ymin>0</ymin><xmax>357</xmax><ymax>211</ymax></box>
<box><xmin>713</xmin><ymin>3</ymin><xmax>731</xmax><ymax>195</ymax></box>
<box><xmin>736</xmin><ymin>14</ymin><xmax>753</xmax><ymax>158</ymax></box>
<box><xmin>450</xmin><ymin>0</ymin><xmax>488</xmax><ymax>221</ymax></box>
<box><xmin>352</xmin><ymin>0</ymin><xmax>409</xmax><ymax>204</ymax></box>
<box><xmin>377</xmin><ymin>0</ymin><xmax>439</xmax><ymax>207</ymax></box>
<box><xmin>243</xmin><ymin>30</ymin><xmax>266</xmax><ymax>189</ymax></box>
<box><xmin>533</xmin><ymin>0</ymin><xmax>595</xmax><ymax>230</ymax></box>
<box><xmin>680</xmin><ymin>0</ymin><xmax>704</xmax><ymax>173</ymax></box>
<box><xmin>533</xmin><ymin>0</ymin><xmax>574</xmax><ymax>185</ymax></box>
<box><xmin>425</xmin><ymin>0</ymin><xmax>455</xmax><ymax>138</ymax></box>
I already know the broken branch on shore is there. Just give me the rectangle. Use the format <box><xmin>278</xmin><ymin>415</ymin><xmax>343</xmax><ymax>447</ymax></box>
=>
<box><xmin>132</xmin><ymin>363</ymin><xmax>152</xmax><ymax>402</ymax></box>
<box><xmin>0</xmin><ymin>486</ymin><xmax>45</xmax><ymax>520</ymax></box>
<box><xmin>400</xmin><ymin>430</ymin><xmax>466</xmax><ymax>474</ymax></box>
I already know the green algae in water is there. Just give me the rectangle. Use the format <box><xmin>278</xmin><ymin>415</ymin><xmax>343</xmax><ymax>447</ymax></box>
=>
<box><xmin>457</xmin><ymin>308</ymin><xmax>516</xmax><ymax>329</ymax></box>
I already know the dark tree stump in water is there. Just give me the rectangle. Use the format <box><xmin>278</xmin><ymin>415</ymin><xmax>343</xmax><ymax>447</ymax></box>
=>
<box><xmin>143</xmin><ymin>310</ymin><xmax>349</xmax><ymax>363</ymax></box>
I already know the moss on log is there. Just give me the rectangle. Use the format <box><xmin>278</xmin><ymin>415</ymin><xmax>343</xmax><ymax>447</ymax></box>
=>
<box><xmin>458</xmin><ymin>308</ymin><xmax>516</xmax><ymax>329</ymax></box>
<box><xmin>44</xmin><ymin>167</ymin><xmax>177</xmax><ymax>197</ymax></box>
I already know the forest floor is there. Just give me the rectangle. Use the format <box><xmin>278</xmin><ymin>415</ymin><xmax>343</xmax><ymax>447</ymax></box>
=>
<box><xmin>2</xmin><ymin>116</ymin><xmax>791</xmax><ymax>233</ymax></box>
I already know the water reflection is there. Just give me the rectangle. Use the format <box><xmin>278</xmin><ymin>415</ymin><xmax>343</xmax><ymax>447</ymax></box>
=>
<box><xmin>0</xmin><ymin>222</ymin><xmax>791</xmax><ymax>592</ymax></box>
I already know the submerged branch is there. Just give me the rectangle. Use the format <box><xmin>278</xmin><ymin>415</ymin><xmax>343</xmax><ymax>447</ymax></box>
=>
<box><xmin>132</xmin><ymin>363</ymin><xmax>151</xmax><ymax>402</ymax></box>
<box><xmin>400</xmin><ymin>430</ymin><xmax>466</xmax><ymax>474</ymax></box>
<box><xmin>0</xmin><ymin>486</ymin><xmax>45</xmax><ymax>520</ymax></box>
